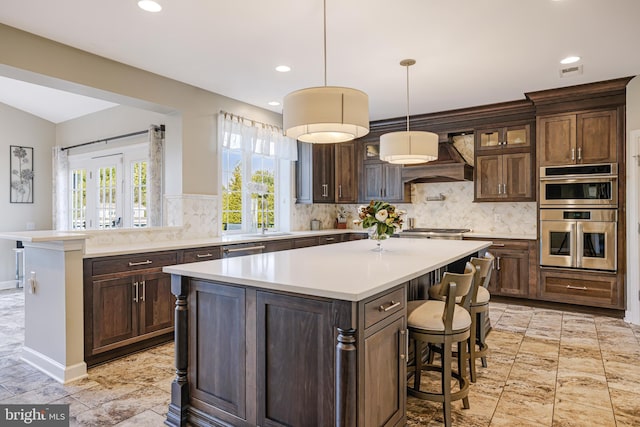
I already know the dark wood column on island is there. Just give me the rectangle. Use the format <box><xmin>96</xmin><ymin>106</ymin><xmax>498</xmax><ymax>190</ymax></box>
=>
<box><xmin>163</xmin><ymin>238</ymin><xmax>491</xmax><ymax>427</ymax></box>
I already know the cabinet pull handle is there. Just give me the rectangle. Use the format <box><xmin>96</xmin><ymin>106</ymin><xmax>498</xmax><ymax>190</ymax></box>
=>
<box><xmin>566</xmin><ymin>285</ymin><xmax>588</xmax><ymax>291</ymax></box>
<box><xmin>571</xmin><ymin>148</ymin><xmax>575</xmax><ymax>161</ymax></box>
<box><xmin>196</xmin><ymin>253</ymin><xmax>213</xmax><ymax>258</ymax></box>
<box><xmin>496</xmin><ymin>256</ymin><xmax>501</xmax><ymax>271</ymax></box>
<box><xmin>491</xmin><ymin>243</ymin><xmax>506</xmax><ymax>247</ymax></box>
<box><xmin>379</xmin><ymin>300</ymin><xmax>401</xmax><ymax>312</ymax></box>
<box><xmin>497</xmin><ymin>184</ymin><xmax>502</xmax><ymax>195</ymax></box>
<box><xmin>577</xmin><ymin>147</ymin><xmax>582</xmax><ymax>161</ymax></box>
<box><xmin>133</xmin><ymin>282</ymin><xmax>139</xmax><ymax>303</ymax></box>
<box><xmin>380</xmin><ymin>188</ymin><xmax>383</xmax><ymax>197</ymax></box>
<box><xmin>503</xmin><ymin>183</ymin><xmax>507</xmax><ymax>194</ymax></box>
<box><xmin>325</xmin><ymin>237</ymin><xmax>335</xmax><ymax>241</ymax></box>
<box><xmin>400</xmin><ymin>329</ymin><xmax>406</xmax><ymax>361</ymax></box>
<box><xmin>338</xmin><ymin>184</ymin><xmax>342</xmax><ymax>198</ymax></box>
<box><xmin>129</xmin><ymin>260</ymin><xmax>152</xmax><ymax>267</ymax></box>
<box><xmin>223</xmin><ymin>245</ymin><xmax>266</xmax><ymax>253</ymax></box>
<box><xmin>141</xmin><ymin>280</ymin><xmax>146</xmax><ymax>302</ymax></box>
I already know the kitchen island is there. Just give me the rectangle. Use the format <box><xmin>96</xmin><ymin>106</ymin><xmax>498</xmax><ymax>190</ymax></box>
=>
<box><xmin>163</xmin><ymin>238</ymin><xmax>491</xmax><ymax>427</ymax></box>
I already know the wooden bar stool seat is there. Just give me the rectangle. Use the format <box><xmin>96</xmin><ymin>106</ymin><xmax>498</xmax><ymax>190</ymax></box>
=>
<box><xmin>407</xmin><ymin>263</ymin><xmax>476</xmax><ymax>427</ymax></box>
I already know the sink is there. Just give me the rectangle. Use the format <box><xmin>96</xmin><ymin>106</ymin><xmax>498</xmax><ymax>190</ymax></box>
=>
<box><xmin>241</xmin><ymin>232</ymin><xmax>292</xmax><ymax>238</ymax></box>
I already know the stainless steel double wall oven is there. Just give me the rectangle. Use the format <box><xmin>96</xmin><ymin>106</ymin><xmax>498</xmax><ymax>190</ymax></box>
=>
<box><xmin>540</xmin><ymin>163</ymin><xmax>618</xmax><ymax>272</ymax></box>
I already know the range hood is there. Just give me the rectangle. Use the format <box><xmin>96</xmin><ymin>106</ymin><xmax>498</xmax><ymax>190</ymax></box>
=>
<box><xmin>401</xmin><ymin>141</ymin><xmax>473</xmax><ymax>183</ymax></box>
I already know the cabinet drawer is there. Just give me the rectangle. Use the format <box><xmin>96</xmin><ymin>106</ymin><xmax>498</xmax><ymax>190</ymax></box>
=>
<box><xmin>182</xmin><ymin>247</ymin><xmax>221</xmax><ymax>263</ymax></box>
<box><xmin>91</xmin><ymin>251</ymin><xmax>178</xmax><ymax>276</ymax></box>
<box><xmin>318</xmin><ymin>235</ymin><xmax>342</xmax><ymax>245</ymax></box>
<box><xmin>364</xmin><ymin>287</ymin><xmax>406</xmax><ymax>329</ymax></box>
<box><xmin>539</xmin><ymin>269</ymin><xmax>621</xmax><ymax>309</ymax></box>
<box><xmin>293</xmin><ymin>237</ymin><xmax>319</xmax><ymax>249</ymax></box>
<box><xmin>488</xmin><ymin>240</ymin><xmax>530</xmax><ymax>251</ymax></box>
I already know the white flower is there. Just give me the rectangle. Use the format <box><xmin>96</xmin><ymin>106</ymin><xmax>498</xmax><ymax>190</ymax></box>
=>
<box><xmin>375</xmin><ymin>209</ymin><xmax>388</xmax><ymax>222</ymax></box>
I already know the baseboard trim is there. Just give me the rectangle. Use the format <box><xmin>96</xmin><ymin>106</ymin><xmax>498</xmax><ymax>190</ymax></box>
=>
<box><xmin>21</xmin><ymin>346</ymin><xmax>87</xmax><ymax>384</ymax></box>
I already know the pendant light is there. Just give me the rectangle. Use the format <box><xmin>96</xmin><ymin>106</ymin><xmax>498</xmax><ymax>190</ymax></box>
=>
<box><xmin>379</xmin><ymin>59</ymin><xmax>438</xmax><ymax>164</ymax></box>
<box><xmin>283</xmin><ymin>0</ymin><xmax>369</xmax><ymax>144</ymax></box>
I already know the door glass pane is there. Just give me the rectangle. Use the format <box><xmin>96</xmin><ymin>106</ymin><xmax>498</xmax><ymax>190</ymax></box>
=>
<box><xmin>545</xmin><ymin>182</ymin><xmax>612</xmax><ymax>201</ymax></box>
<box><xmin>250</xmin><ymin>154</ymin><xmax>275</xmax><ymax>231</ymax></box>
<box><xmin>480</xmin><ymin>131</ymin><xmax>500</xmax><ymax>147</ymax></box>
<box><xmin>71</xmin><ymin>169</ymin><xmax>86</xmax><ymax>230</ymax></box>
<box><xmin>506</xmin><ymin>128</ymin><xmax>527</xmax><ymax>145</ymax></box>
<box><xmin>132</xmin><ymin>161</ymin><xmax>147</xmax><ymax>227</ymax></box>
<box><xmin>550</xmin><ymin>231</ymin><xmax>572</xmax><ymax>256</ymax></box>
<box><xmin>222</xmin><ymin>150</ymin><xmax>242</xmax><ymax>231</ymax></box>
<box><xmin>583</xmin><ymin>232</ymin><xmax>605</xmax><ymax>258</ymax></box>
<box><xmin>97</xmin><ymin>166</ymin><xmax>118</xmax><ymax>228</ymax></box>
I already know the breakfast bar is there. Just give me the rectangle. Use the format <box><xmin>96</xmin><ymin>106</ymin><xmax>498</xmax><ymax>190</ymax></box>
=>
<box><xmin>163</xmin><ymin>238</ymin><xmax>491</xmax><ymax>427</ymax></box>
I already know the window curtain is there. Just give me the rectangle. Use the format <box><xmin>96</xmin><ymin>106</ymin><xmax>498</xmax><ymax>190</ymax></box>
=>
<box><xmin>218</xmin><ymin>112</ymin><xmax>297</xmax><ymax>160</ymax></box>
<box><xmin>52</xmin><ymin>146</ymin><xmax>69</xmax><ymax>230</ymax></box>
<box><xmin>147</xmin><ymin>125</ymin><xmax>164</xmax><ymax>227</ymax></box>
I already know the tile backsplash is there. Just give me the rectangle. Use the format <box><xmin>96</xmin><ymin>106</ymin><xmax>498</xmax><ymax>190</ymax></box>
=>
<box><xmin>292</xmin><ymin>181</ymin><xmax>537</xmax><ymax>235</ymax></box>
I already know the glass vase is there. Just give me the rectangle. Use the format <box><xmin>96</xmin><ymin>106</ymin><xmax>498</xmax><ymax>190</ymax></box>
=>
<box><xmin>368</xmin><ymin>225</ymin><xmax>389</xmax><ymax>252</ymax></box>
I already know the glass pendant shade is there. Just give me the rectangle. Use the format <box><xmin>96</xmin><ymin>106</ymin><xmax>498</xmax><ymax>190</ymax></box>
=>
<box><xmin>379</xmin><ymin>130</ymin><xmax>439</xmax><ymax>164</ymax></box>
<box><xmin>283</xmin><ymin>86</ymin><xmax>369</xmax><ymax>143</ymax></box>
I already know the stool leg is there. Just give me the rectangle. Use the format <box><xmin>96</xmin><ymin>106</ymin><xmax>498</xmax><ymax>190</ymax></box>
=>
<box><xmin>414</xmin><ymin>339</ymin><xmax>423</xmax><ymax>391</ymax></box>
<box><xmin>468</xmin><ymin>316</ymin><xmax>477</xmax><ymax>383</ymax></box>
<box><xmin>442</xmin><ymin>338</ymin><xmax>452</xmax><ymax>427</ymax></box>
<box><xmin>478</xmin><ymin>312</ymin><xmax>488</xmax><ymax>368</ymax></box>
<box><xmin>458</xmin><ymin>341</ymin><xmax>470</xmax><ymax>409</ymax></box>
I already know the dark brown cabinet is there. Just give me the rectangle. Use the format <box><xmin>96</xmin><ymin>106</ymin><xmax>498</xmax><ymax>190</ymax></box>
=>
<box><xmin>296</xmin><ymin>142</ymin><xmax>358</xmax><ymax>204</ymax></box>
<box><xmin>84</xmin><ymin>251</ymin><xmax>177</xmax><ymax>366</ymax></box>
<box><xmin>475</xmin><ymin>123</ymin><xmax>533</xmax><ymax>202</ymax></box>
<box><xmin>182</xmin><ymin>246</ymin><xmax>221</xmax><ymax>263</ymax></box>
<box><xmin>538</xmin><ymin>268</ymin><xmax>623</xmax><ymax>309</ymax></box>
<box><xmin>486</xmin><ymin>240</ymin><xmax>534</xmax><ymax>298</ymax></box>
<box><xmin>538</xmin><ymin>109</ymin><xmax>617</xmax><ymax>166</ymax></box>
<box><xmin>359</xmin><ymin>140</ymin><xmax>408</xmax><ymax>203</ymax></box>
<box><xmin>475</xmin><ymin>153</ymin><xmax>532</xmax><ymax>201</ymax></box>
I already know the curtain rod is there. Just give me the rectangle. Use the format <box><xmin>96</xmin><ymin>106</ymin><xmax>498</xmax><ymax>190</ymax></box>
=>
<box><xmin>220</xmin><ymin>110</ymin><xmax>282</xmax><ymax>131</ymax></box>
<box><xmin>60</xmin><ymin>124</ymin><xmax>165</xmax><ymax>152</ymax></box>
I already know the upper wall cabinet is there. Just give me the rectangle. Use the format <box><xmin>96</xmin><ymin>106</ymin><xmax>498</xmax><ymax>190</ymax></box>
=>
<box><xmin>358</xmin><ymin>140</ymin><xmax>409</xmax><ymax>203</ymax></box>
<box><xmin>296</xmin><ymin>142</ymin><xmax>358</xmax><ymax>204</ymax></box>
<box><xmin>537</xmin><ymin>109</ymin><xmax>617</xmax><ymax>166</ymax></box>
<box><xmin>476</xmin><ymin>124</ymin><xmax>531</xmax><ymax>152</ymax></box>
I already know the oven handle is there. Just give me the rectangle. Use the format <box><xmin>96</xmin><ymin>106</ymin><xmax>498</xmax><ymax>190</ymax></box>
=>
<box><xmin>539</xmin><ymin>175</ymin><xmax>617</xmax><ymax>181</ymax></box>
<box><xmin>576</xmin><ymin>222</ymin><xmax>583</xmax><ymax>268</ymax></box>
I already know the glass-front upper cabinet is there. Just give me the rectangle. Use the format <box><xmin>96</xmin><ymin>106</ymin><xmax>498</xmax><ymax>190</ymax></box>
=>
<box><xmin>476</xmin><ymin>124</ymin><xmax>530</xmax><ymax>152</ymax></box>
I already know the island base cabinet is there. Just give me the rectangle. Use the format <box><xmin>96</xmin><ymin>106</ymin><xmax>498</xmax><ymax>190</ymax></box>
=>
<box><xmin>167</xmin><ymin>277</ymin><xmax>407</xmax><ymax>427</ymax></box>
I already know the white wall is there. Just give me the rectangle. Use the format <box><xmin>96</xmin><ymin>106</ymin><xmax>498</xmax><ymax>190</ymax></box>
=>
<box><xmin>0</xmin><ymin>102</ymin><xmax>55</xmax><ymax>282</ymax></box>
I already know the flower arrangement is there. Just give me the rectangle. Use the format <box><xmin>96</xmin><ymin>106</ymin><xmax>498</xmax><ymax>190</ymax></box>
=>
<box><xmin>354</xmin><ymin>200</ymin><xmax>405</xmax><ymax>240</ymax></box>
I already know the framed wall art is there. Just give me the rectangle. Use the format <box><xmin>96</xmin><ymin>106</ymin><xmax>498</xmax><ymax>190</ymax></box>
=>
<box><xmin>10</xmin><ymin>145</ymin><xmax>34</xmax><ymax>203</ymax></box>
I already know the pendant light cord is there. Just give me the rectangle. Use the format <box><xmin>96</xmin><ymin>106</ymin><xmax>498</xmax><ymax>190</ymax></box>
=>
<box><xmin>323</xmin><ymin>0</ymin><xmax>327</xmax><ymax>87</ymax></box>
<box><xmin>405</xmin><ymin>63</ymin><xmax>410</xmax><ymax>132</ymax></box>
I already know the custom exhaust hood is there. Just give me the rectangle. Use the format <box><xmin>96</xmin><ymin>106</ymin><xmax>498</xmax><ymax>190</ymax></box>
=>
<box><xmin>401</xmin><ymin>135</ymin><xmax>474</xmax><ymax>183</ymax></box>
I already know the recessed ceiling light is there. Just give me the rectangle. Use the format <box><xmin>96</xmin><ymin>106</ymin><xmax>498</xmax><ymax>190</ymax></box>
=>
<box><xmin>268</xmin><ymin>101</ymin><xmax>281</xmax><ymax>106</ymax></box>
<box><xmin>560</xmin><ymin>56</ymin><xmax>581</xmax><ymax>65</ymax></box>
<box><xmin>138</xmin><ymin>0</ymin><xmax>162</xmax><ymax>12</ymax></box>
<box><xmin>275</xmin><ymin>65</ymin><xmax>291</xmax><ymax>73</ymax></box>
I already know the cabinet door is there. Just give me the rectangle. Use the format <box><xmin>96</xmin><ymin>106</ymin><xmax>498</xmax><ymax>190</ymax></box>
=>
<box><xmin>335</xmin><ymin>142</ymin><xmax>357</xmax><ymax>203</ymax></box>
<box><xmin>577</xmin><ymin>110</ymin><xmax>617</xmax><ymax>164</ymax></box>
<box><xmin>383</xmin><ymin>164</ymin><xmax>405</xmax><ymax>202</ymax></box>
<box><xmin>256</xmin><ymin>292</ymin><xmax>334</xmax><ymax>427</ymax></box>
<box><xmin>503</xmin><ymin>153</ymin><xmax>532</xmax><ymax>200</ymax></box>
<box><xmin>491</xmin><ymin>249</ymin><xmax>529</xmax><ymax>297</ymax></box>
<box><xmin>504</xmin><ymin>124</ymin><xmax>530</xmax><ymax>148</ymax></box>
<box><xmin>92</xmin><ymin>276</ymin><xmax>138</xmax><ymax>351</ymax></box>
<box><xmin>295</xmin><ymin>142</ymin><xmax>313</xmax><ymax>204</ymax></box>
<box><xmin>138</xmin><ymin>271</ymin><xmax>175</xmax><ymax>336</ymax></box>
<box><xmin>312</xmin><ymin>144</ymin><xmax>335</xmax><ymax>203</ymax></box>
<box><xmin>265</xmin><ymin>239</ymin><xmax>293</xmax><ymax>252</ymax></box>
<box><xmin>363</xmin><ymin>163</ymin><xmax>383</xmax><ymax>200</ymax></box>
<box><xmin>363</xmin><ymin>316</ymin><xmax>406</xmax><ymax>427</ymax></box>
<box><xmin>476</xmin><ymin>129</ymin><xmax>502</xmax><ymax>151</ymax></box>
<box><xmin>475</xmin><ymin>155</ymin><xmax>503</xmax><ymax>200</ymax></box>
<box><xmin>538</xmin><ymin>114</ymin><xmax>576</xmax><ymax>166</ymax></box>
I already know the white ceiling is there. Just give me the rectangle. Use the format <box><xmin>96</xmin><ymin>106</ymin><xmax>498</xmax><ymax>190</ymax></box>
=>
<box><xmin>1</xmin><ymin>0</ymin><xmax>639</xmax><ymax>123</ymax></box>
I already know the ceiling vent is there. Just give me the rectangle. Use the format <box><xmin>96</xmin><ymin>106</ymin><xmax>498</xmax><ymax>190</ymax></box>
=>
<box><xmin>559</xmin><ymin>64</ymin><xmax>583</xmax><ymax>78</ymax></box>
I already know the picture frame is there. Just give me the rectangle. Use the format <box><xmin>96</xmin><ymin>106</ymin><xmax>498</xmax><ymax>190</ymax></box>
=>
<box><xmin>10</xmin><ymin>145</ymin><xmax>34</xmax><ymax>203</ymax></box>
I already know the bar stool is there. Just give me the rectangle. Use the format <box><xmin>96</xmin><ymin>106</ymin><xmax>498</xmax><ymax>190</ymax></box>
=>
<box><xmin>468</xmin><ymin>253</ymin><xmax>494</xmax><ymax>382</ymax></box>
<box><xmin>407</xmin><ymin>263</ymin><xmax>476</xmax><ymax>427</ymax></box>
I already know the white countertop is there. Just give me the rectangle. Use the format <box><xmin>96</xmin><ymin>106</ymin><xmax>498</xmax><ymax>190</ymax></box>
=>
<box><xmin>0</xmin><ymin>230</ymin><xmax>88</xmax><ymax>242</ymax></box>
<box><xmin>164</xmin><ymin>238</ymin><xmax>492</xmax><ymax>302</ymax></box>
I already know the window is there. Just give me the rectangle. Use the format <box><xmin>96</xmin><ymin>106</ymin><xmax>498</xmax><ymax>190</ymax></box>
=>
<box><xmin>68</xmin><ymin>144</ymin><xmax>149</xmax><ymax>230</ymax></box>
<box><xmin>219</xmin><ymin>114</ymin><xmax>296</xmax><ymax>234</ymax></box>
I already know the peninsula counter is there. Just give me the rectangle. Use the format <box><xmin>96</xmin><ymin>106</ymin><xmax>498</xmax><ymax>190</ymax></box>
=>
<box><xmin>163</xmin><ymin>238</ymin><xmax>492</xmax><ymax>427</ymax></box>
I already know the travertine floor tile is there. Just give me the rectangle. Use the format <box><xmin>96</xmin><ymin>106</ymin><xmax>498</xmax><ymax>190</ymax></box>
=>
<box><xmin>552</xmin><ymin>399</ymin><xmax>616</xmax><ymax>427</ymax></box>
<box><xmin>555</xmin><ymin>369</ymin><xmax>612</xmax><ymax>411</ymax></box>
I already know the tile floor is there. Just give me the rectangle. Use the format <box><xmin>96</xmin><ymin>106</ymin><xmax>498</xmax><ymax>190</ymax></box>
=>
<box><xmin>1</xmin><ymin>288</ymin><xmax>640</xmax><ymax>426</ymax></box>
